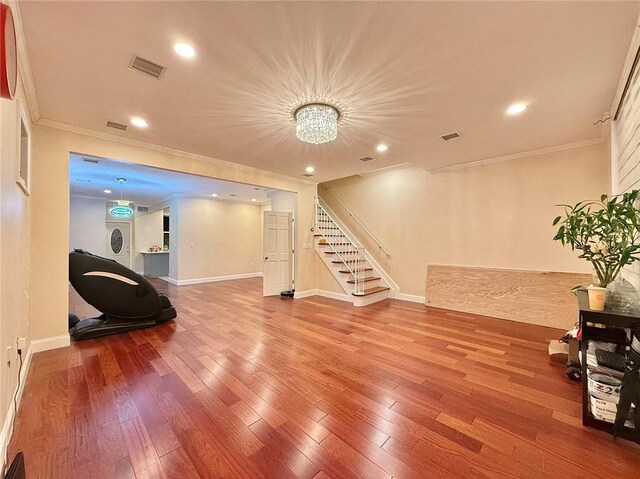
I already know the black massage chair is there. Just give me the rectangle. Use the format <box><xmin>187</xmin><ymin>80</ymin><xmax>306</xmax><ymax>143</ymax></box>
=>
<box><xmin>69</xmin><ymin>249</ymin><xmax>176</xmax><ymax>340</ymax></box>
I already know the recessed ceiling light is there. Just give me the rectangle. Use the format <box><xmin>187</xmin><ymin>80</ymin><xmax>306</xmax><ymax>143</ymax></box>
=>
<box><xmin>506</xmin><ymin>102</ymin><xmax>528</xmax><ymax>116</ymax></box>
<box><xmin>104</xmin><ymin>189</ymin><xmax>112</xmax><ymax>194</ymax></box>
<box><xmin>130</xmin><ymin>117</ymin><xmax>148</xmax><ymax>128</ymax></box>
<box><xmin>251</xmin><ymin>198</ymin><xmax>257</xmax><ymax>202</ymax></box>
<box><xmin>173</xmin><ymin>43</ymin><xmax>196</xmax><ymax>58</ymax></box>
<box><xmin>376</xmin><ymin>144</ymin><xmax>388</xmax><ymax>153</ymax></box>
<box><xmin>211</xmin><ymin>193</ymin><xmax>218</xmax><ymax>197</ymax></box>
<box><xmin>305</xmin><ymin>166</ymin><xmax>315</xmax><ymax>174</ymax></box>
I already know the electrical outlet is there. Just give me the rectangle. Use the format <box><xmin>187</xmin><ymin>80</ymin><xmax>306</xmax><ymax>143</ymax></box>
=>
<box><xmin>6</xmin><ymin>346</ymin><xmax>12</xmax><ymax>365</ymax></box>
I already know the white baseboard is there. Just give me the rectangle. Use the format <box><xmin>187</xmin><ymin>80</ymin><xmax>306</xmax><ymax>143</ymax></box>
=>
<box><xmin>293</xmin><ymin>289</ymin><xmax>316</xmax><ymax>299</ymax></box>
<box><xmin>160</xmin><ymin>272</ymin><xmax>263</xmax><ymax>286</ymax></box>
<box><xmin>396</xmin><ymin>293</ymin><xmax>426</xmax><ymax>304</ymax></box>
<box><xmin>0</xmin><ymin>342</ymin><xmax>33</xmax><ymax>471</ymax></box>
<box><xmin>29</xmin><ymin>334</ymin><xmax>71</xmax><ymax>353</ymax></box>
<box><xmin>293</xmin><ymin>289</ymin><xmax>351</xmax><ymax>302</ymax></box>
<box><xmin>317</xmin><ymin>289</ymin><xmax>351</xmax><ymax>302</ymax></box>
<box><xmin>0</xmin><ymin>332</ymin><xmax>71</xmax><ymax>469</ymax></box>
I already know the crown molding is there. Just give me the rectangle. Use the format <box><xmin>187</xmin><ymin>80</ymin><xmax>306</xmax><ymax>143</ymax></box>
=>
<box><xmin>429</xmin><ymin>137</ymin><xmax>605</xmax><ymax>174</ymax></box>
<box><xmin>9</xmin><ymin>0</ymin><xmax>41</xmax><ymax>121</ymax></box>
<box><xmin>36</xmin><ymin>118</ymin><xmax>317</xmax><ymax>188</ymax></box>
<box><xmin>611</xmin><ymin>11</ymin><xmax>640</xmax><ymax>120</ymax></box>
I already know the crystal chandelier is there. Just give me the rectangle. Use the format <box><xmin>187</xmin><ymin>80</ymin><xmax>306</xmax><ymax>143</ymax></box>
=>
<box><xmin>295</xmin><ymin>103</ymin><xmax>339</xmax><ymax>144</ymax></box>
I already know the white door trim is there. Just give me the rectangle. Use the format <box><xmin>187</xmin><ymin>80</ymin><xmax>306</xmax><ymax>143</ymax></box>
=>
<box><xmin>262</xmin><ymin>211</ymin><xmax>293</xmax><ymax>296</ymax></box>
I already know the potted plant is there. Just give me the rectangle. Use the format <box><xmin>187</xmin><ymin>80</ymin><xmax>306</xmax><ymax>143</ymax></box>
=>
<box><xmin>553</xmin><ymin>190</ymin><xmax>640</xmax><ymax>311</ymax></box>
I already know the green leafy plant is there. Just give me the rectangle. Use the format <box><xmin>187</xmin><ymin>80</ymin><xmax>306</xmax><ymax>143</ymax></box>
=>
<box><xmin>553</xmin><ymin>190</ymin><xmax>640</xmax><ymax>287</ymax></box>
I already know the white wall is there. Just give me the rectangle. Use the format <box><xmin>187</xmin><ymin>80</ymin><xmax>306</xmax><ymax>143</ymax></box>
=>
<box><xmin>321</xmin><ymin>142</ymin><xmax>610</xmax><ymax>296</ymax></box>
<box><xmin>174</xmin><ymin>197</ymin><xmax>263</xmax><ymax>282</ymax></box>
<box><xmin>69</xmin><ymin>196</ymin><xmax>106</xmax><ymax>256</ymax></box>
<box><xmin>0</xmin><ymin>80</ymin><xmax>32</xmax><ymax>466</ymax></box>
<box><xmin>611</xmin><ymin>30</ymin><xmax>640</xmax><ymax>288</ymax></box>
<box><xmin>133</xmin><ymin>210</ymin><xmax>164</xmax><ymax>273</ymax></box>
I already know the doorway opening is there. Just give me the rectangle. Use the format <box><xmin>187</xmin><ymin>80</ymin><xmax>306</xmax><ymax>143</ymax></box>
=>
<box><xmin>67</xmin><ymin>153</ymin><xmax>298</xmax><ymax>317</ymax></box>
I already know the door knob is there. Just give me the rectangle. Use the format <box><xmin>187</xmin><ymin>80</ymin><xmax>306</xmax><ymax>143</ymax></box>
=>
<box><xmin>264</xmin><ymin>256</ymin><xmax>268</xmax><ymax>260</ymax></box>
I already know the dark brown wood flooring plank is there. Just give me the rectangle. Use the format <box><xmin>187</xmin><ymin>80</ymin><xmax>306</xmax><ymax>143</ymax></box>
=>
<box><xmin>6</xmin><ymin>277</ymin><xmax>640</xmax><ymax>479</ymax></box>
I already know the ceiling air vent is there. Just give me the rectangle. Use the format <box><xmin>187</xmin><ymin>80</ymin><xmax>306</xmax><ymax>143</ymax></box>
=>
<box><xmin>303</xmin><ymin>173</ymin><xmax>314</xmax><ymax>177</ymax></box>
<box><xmin>359</xmin><ymin>156</ymin><xmax>375</xmax><ymax>162</ymax></box>
<box><xmin>441</xmin><ymin>132</ymin><xmax>461</xmax><ymax>141</ymax></box>
<box><xmin>128</xmin><ymin>55</ymin><xmax>167</xmax><ymax>79</ymax></box>
<box><xmin>106</xmin><ymin>121</ymin><xmax>128</xmax><ymax>131</ymax></box>
<box><xmin>137</xmin><ymin>206</ymin><xmax>149</xmax><ymax>213</ymax></box>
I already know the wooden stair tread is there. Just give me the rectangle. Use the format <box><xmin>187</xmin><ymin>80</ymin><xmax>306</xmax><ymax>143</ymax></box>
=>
<box><xmin>353</xmin><ymin>286</ymin><xmax>390</xmax><ymax>296</ymax></box>
<box><xmin>325</xmin><ymin>251</ymin><xmax>357</xmax><ymax>255</ymax></box>
<box><xmin>332</xmin><ymin>259</ymin><xmax>367</xmax><ymax>264</ymax></box>
<box><xmin>340</xmin><ymin>268</ymin><xmax>373</xmax><ymax>273</ymax></box>
<box><xmin>346</xmin><ymin>277</ymin><xmax>380</xmax><ymax>284</ymax></box>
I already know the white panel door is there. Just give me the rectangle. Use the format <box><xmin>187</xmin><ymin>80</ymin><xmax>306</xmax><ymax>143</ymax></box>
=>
<box><xmin>263</xmin><ymin>211</ymin><xmax>292</xmax><ymax>296</ymax></box>
<box><xmin>105</xmin><ymin>221</ymin><xmax>131</xmax><ymax>268</ymax></box>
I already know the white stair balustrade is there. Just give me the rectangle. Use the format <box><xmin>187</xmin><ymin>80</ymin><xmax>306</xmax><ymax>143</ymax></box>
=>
<box><xmin>313</xmin><ymin>199</ymin><xmax>391</xmax><ymax>306</ymax></box>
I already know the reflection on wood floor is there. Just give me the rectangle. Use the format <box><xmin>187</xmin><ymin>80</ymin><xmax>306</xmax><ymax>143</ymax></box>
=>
<box><xmin>8</xmin><ymin>277</ymin><xmax>640</xmax><ymax>477</ymax></box>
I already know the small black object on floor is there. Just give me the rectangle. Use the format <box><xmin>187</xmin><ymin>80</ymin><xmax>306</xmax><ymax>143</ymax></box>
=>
<box><xmin>280</xmin><ymin>289</ymin><xmax>295</xmax><ymax>299</ymax></box>
<box><xmin>4</xmin><ymin>452</ymin><xmax>25</xmax><ymax>479</ymax></box>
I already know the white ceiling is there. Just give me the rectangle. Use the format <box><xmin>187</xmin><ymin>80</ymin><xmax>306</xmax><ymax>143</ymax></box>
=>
<box><xmin>20</xmin><ymin>1</ymin><xmax>638</xmax><ymax>181</ymax></box>
<box><xmin>69</xmin><ymin>154</ymin><xmax>272</xmax><ymax>205</ymax></box>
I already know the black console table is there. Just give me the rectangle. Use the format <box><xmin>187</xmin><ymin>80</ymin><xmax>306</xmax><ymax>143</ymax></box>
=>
<box><xmin>578</xmin><ymin>290</ymin><xmax>640</xmax><ymax>443</ymax></box>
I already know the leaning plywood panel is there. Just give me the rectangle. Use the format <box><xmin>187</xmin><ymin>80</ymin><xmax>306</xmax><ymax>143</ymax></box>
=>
<box><xmin>426</xmin><ymin>264</ymin><xmax>591</xmax><ymax>329</ymax></box>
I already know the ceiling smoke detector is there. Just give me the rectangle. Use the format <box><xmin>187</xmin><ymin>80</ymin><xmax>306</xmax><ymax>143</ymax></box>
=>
<box><xmin>106</xmin><ymin>121</ymin><xmax>128</xmax><ymax>131</ymax></box>
<box><xmin>441</xmin><ymin>132</ymin><xmax>461</xmax><ymax>141</ymax></box>
<box><xmin>128</xmin><ymin>55</ymin><xmax>167</xmax><ymax>79</ymax></box>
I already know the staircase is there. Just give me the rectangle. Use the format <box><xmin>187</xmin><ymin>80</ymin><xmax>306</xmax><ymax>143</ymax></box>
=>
<box><xmin>314</xmin><ymin>199</ymin><xmax>391</xmax><ymax>306</ymax></box>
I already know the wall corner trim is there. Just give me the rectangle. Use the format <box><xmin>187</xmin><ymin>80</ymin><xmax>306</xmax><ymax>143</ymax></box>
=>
<box><xmin>429</xmin><ymin>138</ymin><xmax>605</xmax><ymax>174</ymax></box>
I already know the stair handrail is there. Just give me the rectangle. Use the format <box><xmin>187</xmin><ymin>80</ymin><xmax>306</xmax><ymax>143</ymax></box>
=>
<box><xmin>315</xmin><ymin>201</ymin><xmax>366</xmax><ymax>296</ymax></box>
<box><xmin>321</xmin><ymin>187</ymin><xmax>391</xmax><ymax>257</ymax></box>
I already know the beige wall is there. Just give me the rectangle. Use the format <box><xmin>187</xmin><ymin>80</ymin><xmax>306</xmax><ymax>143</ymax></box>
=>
<box><xmin>268</xmin><ymin>190</ymin><xmax>297</xmax><ymax>212</ymax></box>
<box><xmin>0</xmin><ymin>82</ymin><xmax>32</xmax><ymax>456</ymax></box>
<box><xmin>69</xmin><ymin>196</ymin><xmax>107</xmax><ymax>256</ymax></box>
<box><xmin>29</xmin><ymin>125</ymin><xmax>318</xmax><ymax>341</ymax></box>
<box><xmin>321</xmin><ymin>142</ymin><xmax>610</xmax><ymax>296</ymax></box>
<box><xmin>174</xmin><ymin>197</ymin><xmax>262</xmax><ymax>281</ymax></box>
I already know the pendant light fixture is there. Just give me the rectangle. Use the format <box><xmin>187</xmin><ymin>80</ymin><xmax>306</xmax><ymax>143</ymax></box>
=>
<box><xmin>109</xmin><ymin>177</ymin><xmax>133</xmax><ymax>218</ymax></box>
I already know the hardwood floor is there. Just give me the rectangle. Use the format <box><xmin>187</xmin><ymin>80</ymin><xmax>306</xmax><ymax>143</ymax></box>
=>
<box><xmin>9</xmin><ymin>278</ymin><xmax>640</xmax><ymax>478</ymax></box>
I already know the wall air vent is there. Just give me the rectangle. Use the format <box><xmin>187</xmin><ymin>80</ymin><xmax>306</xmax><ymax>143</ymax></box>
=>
<box><xmin>128</xmin><ymin>55</ymin><xmax>167</xmax><ymax>79</ymax></box>
<box><xmin>81</xmin><ymin>157</ymin><xmax>100</xmax><ymax>164</ymax></box>
<box><xmin>441</xmin><ymin>132</ymin><xmax>461</xmax><ymax>141</ymax></box>
<box><xmin>359</xmin><ymin>156</ymin><xmax>375</xmax><ymax>162</ymax></box>
<box><xmin>106</xmin><ymin>121</ymin><xmax>128</xmax><ymax>131</ymax></box>
<box><xmin>137</xmin><ymin>206</ymin><xmax>149</xmax><ymax>213</ymax></box>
